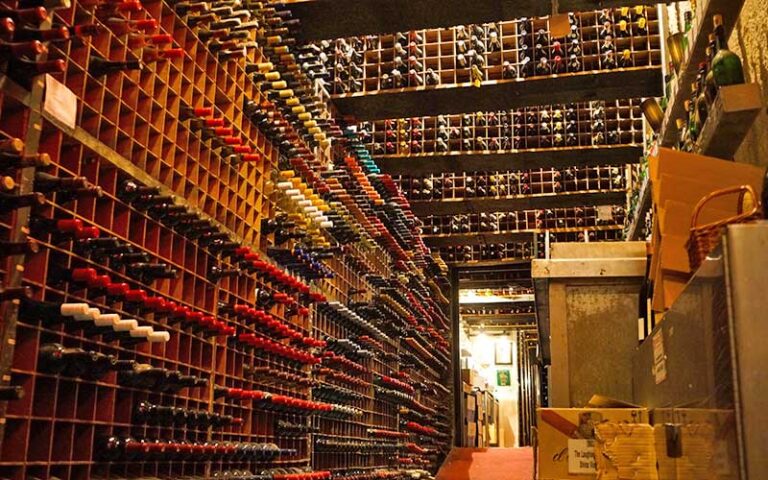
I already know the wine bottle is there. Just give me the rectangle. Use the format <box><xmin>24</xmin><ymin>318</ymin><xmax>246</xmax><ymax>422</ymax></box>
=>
<box><xmin>0</xmin><ymin>385</ymin><xmax>24</xmax><ymax>400</ymax></box>
<box><xmin>0</xmin><ymin>239</ymin><xmax>40</xmax><ymax>256</ymax></box>
<box><xmin>7</xmin><ymin>57</ymin><xmax>66</xmax><ymax>76</ymax></box>
<box><xmin>99</xmin><ymin>435</ymin><xmax>141</xmax><ymax>461</ymax></box>
<box><xmin>0</xmin><ymin>150</ymin><xmax>51</xmax><ymax>169</ymax></box>
<box><xmin>88</xmin><ymin>55</ymin><xmax>142</xmax><ymax>76</ymax></box>
<box><xmin>0</xmin><ymin>191</ymin><xmax>46</xmax><ymax>212</ymax></box>
<box><xmin>0</xmin><ymin>39</ymin><xmax>47</xmax><ymax>58</ymax></box>
<box><xmin>0</xmin><ymin>7</ymin><xmax>48</xmax><ymax>25</ymax></box>
<box><xmin>34</xmin><ymin>172</ymin><xmax>89</xmax><ymax>192</ymax></box>
<box><xmin>208</xmin><ymin>265</ymin><xmax>240</xmax><ymax>281</ymax></box>
<box><xmin>12</xmin><ymin>24</ymin><xmax>65</xmax><ymax>42</ymax></box>
<box><xmin>141</xmin><ymin>46</ymin><xmax>184</xmax><ymax>63</ymax></box>
<box><xmin>19</xmin><ymin>298</ymin><xmax>93</xmax><ymax>325</ymax></box>
<box><xmin>711</xmin><ymin>14</ymin><xmax>745</xmax><ymax>87</ymax></box>
<box><xmin>38</xmin><ymin>343</ymin><xmax>96</xmax><ymax>375</ymax></box>
<box><xmin>119</xmin><ymin>179</ymin><xmax>161</xmax><ymax>201</ymax></box>
<box><xmin>16</xmin><ymin>0</ymin><xmax>70</xmax><ymax>9</ymax></box>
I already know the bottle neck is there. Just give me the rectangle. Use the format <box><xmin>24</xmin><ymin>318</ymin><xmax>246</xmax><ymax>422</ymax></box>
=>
<box><xmin>714</xmin><ymin>27</ymin><xmax>728</xmax><ymax>53</ymax></box>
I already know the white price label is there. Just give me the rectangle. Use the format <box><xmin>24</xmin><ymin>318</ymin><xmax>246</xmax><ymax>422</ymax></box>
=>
<box><xmin>567</xmin><ymin>439</ymin><xmax>596</xmax><ymax>474</ymax></box>
<box><xmin>43</xmin><ymin>74</ymin><xmax>77</xmax><ymax>130</ymax></box>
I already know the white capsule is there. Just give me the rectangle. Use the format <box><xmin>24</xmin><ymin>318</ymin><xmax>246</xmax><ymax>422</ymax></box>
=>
<box><xmin>113</xmin><ymin>319</ymin><xmax>139</xmax><ymax>332</ymax></box>
<box><xmin>59</xmin><ymin>303</ymin><xmax>90</xmax><ymax>317</ymax></box>
<box><xmin>74</xmin><ymin>308</ymin><xmax>101</xmax><ymax>321</ymax></box>
<box><xmin>147</xmin><ymin>331</ymin><xmax>171</xmax><ymax>343</ymax></box>
<box><xmin>129</xmin><ymin>326</ymin><xmax>154</xmax><ymax>338</ymax></box>
<box><xmin>94</xmin><ymin>313</ymin><xmax>120</xmax><ymax>327</ymax></box>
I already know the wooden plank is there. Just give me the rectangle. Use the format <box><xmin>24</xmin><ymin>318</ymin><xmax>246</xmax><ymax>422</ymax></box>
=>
<box><xmin>462</xmin><ymin>314</ymin><xmax>536</xmax><ymax>324</ymax></box>
<box><xmin>0</xmin><ymin>71</ymin><xmax>48</xmax><ymax>453</ymax></box>
<box><xmin>695</xmin><ymin>83</ymin><xmax>763</xmax><ymax>160</ymax></box>
<box><xmin>424</xmin><ymin>231</ymin><xmax>535</xmax><ymax>247</ymax></box>
<box><xmin>331</xmin><ymin>67</ymin><xmax>663</xmax><ymax>121</ymax></box>
<box><xmin>375</xmin><ymin>145</ymin><xmax>644</xmax><ymax>175</ymax></box>
<box><xmin>424</xmin><ymin>227</ymin><xmax>622</xmax><ymax>247</ymax></box>
<box><xmin>410</xmin><ymin>191</ymin><xmax>627</xmax><ymax>216</ymax></box>
<box><xmin>459</xmin><ymin>279</ymin><xmax>533</xmax><ymax>289</ymax></box>
<box><xmin>658</xmin><ymin>0</ymin><xmax>747</xmax><ymax>147</ymax></box>
<box><xmin>448</xmin><ymin>258</ymin><xmax>534</xmax><ymax>268</ymax></box>
<box><xmin>287</xmin><ymin>0</ymin><xmax>674</xmax><ymax>42</ymax></box>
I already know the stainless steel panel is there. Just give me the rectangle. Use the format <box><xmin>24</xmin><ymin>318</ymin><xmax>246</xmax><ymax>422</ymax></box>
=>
<box><xmin>725</xmin><ymin>224</ymin><xmax>768</xmax><ymax>478</ymax></box>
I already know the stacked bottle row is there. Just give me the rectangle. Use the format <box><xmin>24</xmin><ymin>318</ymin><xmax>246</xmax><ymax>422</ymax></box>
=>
<box><xmin>460</xmin><ymin>304</ymin><xmax>535</xmax><ymax>315</ymax></box>
<box><xmin>676</xmin><ymin>14</ymin><xmax>746</xmax><ymax>152</ymax></box>
<box><xmin>437</xmin><ymin>243</ymin><xmax>535</xmax><ymax>263</ymax></box>
<box><xmin>395</xmin><ymin>165</ymin><xmax>626</xmax><ymax>201</ymax></box>
<box><xmin>0</xmin><ymin>2</ymin><xmax>451</xmax><ymax>480</ymax></box>
<box><xmin>437</xmin><ymin>225</ymin><xmax>625</xmax><ymax>263</ymax></box>
<box><xmin>358</xmin><ymin>99</ymin><xmax>644</xmax><ymax>155</ymax></box>
<box><xmin>302</xmin><ymin>6</ymin><xmax>662</xmax><ymax>94</ymax></box>
<box><xmin>421</xmin><ymin>206</ymin><xmax>626</xmax><ymax>236</ymax></box>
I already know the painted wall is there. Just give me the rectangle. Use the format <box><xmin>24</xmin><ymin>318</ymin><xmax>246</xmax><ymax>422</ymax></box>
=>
<box><xmin>731</xmin><ymin>0</ymin><xmax>768</xmax><ymax>167</ymax></box>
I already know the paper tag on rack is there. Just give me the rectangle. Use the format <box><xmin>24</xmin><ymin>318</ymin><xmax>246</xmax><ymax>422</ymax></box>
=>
<box><xmin>597</xmin><ymin>205</ymin><xmax>614</xmax><ymax>222</ymax></box>
<box><xmin>43</xmin><ymin>74</ymin><xmax>77</xmax><ymax>130</ymax></box>
<box><xmin>567</xmin><ymin>439</ymin><xmax>596</xmax><ymax>474</ymax></box>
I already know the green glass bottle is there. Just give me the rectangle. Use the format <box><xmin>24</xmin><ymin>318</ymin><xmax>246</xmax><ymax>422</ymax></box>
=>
<box><xmin>711</xmin><ymin>14</ymin><xmax>745</xmax><ymax>87</ymax></box>
<box><xmin>703</xmin><ymin>37</ymin><xmax>718</xmax><ymax>105</ymax></box>
<box><xmin>685</xmin><ymin>98</ymin><xmax>699</xmax><ymax>142</ymax></box>
<box><xmin>694</xmin><ymin>63</ymin><xmax>709</xmax><ymax>127</ymax></box>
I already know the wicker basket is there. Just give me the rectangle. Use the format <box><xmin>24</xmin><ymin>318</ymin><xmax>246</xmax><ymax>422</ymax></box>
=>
<box><xmin>687</xmin><ymin>185</ymin><xmax>762</xmax><ymax>271</ymax></box>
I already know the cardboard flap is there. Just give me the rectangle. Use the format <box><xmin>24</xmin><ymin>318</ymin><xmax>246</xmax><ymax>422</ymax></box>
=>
<box><xmin>586</xmin><ymin>395</ymin><xmax>641</xmax><ymax>409</ymax></box>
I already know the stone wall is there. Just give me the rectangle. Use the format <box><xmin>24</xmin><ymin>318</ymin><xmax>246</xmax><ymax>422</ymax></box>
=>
<box><xmin>731</xmin><ymin>0</ymin><xmax>768</xmax><ymax>167</ymax></box>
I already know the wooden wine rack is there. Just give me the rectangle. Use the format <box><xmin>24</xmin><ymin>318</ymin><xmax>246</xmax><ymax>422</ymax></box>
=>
<box><xmin>359</xmin><ymin>100</ymin><xmax>645</xmax><ymax>158</ymax></box>
<box><xmin>327</xmin><ymin>9</ymin><xmax>663</xmax><ymax>93</ymax></box>
<box><xmin>0</xmin><ymin>0</ymin><xmax>452</xmax><ymax>479</ymax></box>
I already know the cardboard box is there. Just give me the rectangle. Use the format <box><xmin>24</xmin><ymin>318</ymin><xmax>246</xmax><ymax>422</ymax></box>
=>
<box><xmin>649</xmin><ymin>148</ymin><xmax>765</xmax><ymax>191</ymax></box>
<box><xmin>647</xmin><ymin>148</ymin><xmax>765</xmax><ymax>314</ymax></box>
<box><xmin>658</xmin><ymin>234</ymin><xmax>692</xmax><ymax>275</ymax></box>
<box><xmin>461</xmin><ymin>369</ymin><xmax>483</xmax><ymax>388</ymax></box>
<box><xmin>658</xmin><ymin>200</ymin><xmax>735</xmax><ymax>238</ymax></box>
<box><xmin>537</xmin><ymin>407</ymin><xmax>647</xmax><ymax>480</ymax></box>
<box><xmin>655</xmin><ymin>173</ymin><xmax>762</xmax><ymax>216</ymax></box>
<box><xmin>594</xmin><ymin>423</ymin><xmax>658</xmax><ymax>480</ymax></box>
<box><xmin>651</xmin><ymin>409</ymin><xmax>739</xmax><ymax>480</ymax></box>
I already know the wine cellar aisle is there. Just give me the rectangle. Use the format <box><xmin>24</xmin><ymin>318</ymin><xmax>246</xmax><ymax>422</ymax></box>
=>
<box><xmin>1</xmin><ymin>0</ymin><xmax>768</xmax><ymax>479</ymax></box>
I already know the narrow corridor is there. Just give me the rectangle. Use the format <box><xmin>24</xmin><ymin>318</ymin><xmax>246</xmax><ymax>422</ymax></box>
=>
<box><xmin>436</xmin><ymin>448</ymin><xmax>533</xmax><ymax>480</ymax></box>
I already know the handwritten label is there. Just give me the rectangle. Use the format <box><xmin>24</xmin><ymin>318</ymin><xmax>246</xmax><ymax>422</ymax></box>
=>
<box><xmin>567</xmin><ymin>439</ymin><xmax>596</xmax><ymax>474</ymax></box>
<box><xmin>43</xmin><ymin>74</ymin><xmax>77</xmax><ymax>130</ymax></box>
<box><xmin>597</xmin><ymin>205</ymin><xmax>614</xmax><ymax>222</ymax></box>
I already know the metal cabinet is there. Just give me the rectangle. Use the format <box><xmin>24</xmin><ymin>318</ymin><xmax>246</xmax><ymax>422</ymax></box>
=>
<box><xmin>633</xmin><ymin>223</ymin><xmax>768</xmax><ymax>479</ymax></box>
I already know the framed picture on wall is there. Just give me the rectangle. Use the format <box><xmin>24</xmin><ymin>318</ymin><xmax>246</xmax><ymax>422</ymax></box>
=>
<box><xmin>494</xmin><ymin>340</ymin><xmax>513</xmax><ymax>365</ymax></box>
<box><xmin>497</xmin><ymin>369</ymin><xmax>511</xmax><ymax>387</ymax></box>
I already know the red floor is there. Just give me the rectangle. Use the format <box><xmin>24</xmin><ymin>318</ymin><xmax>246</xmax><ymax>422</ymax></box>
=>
<box><xmin>436</xmin><ymin>447</ymin><xmax>534</xmax><ymax>480</ymax></box>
